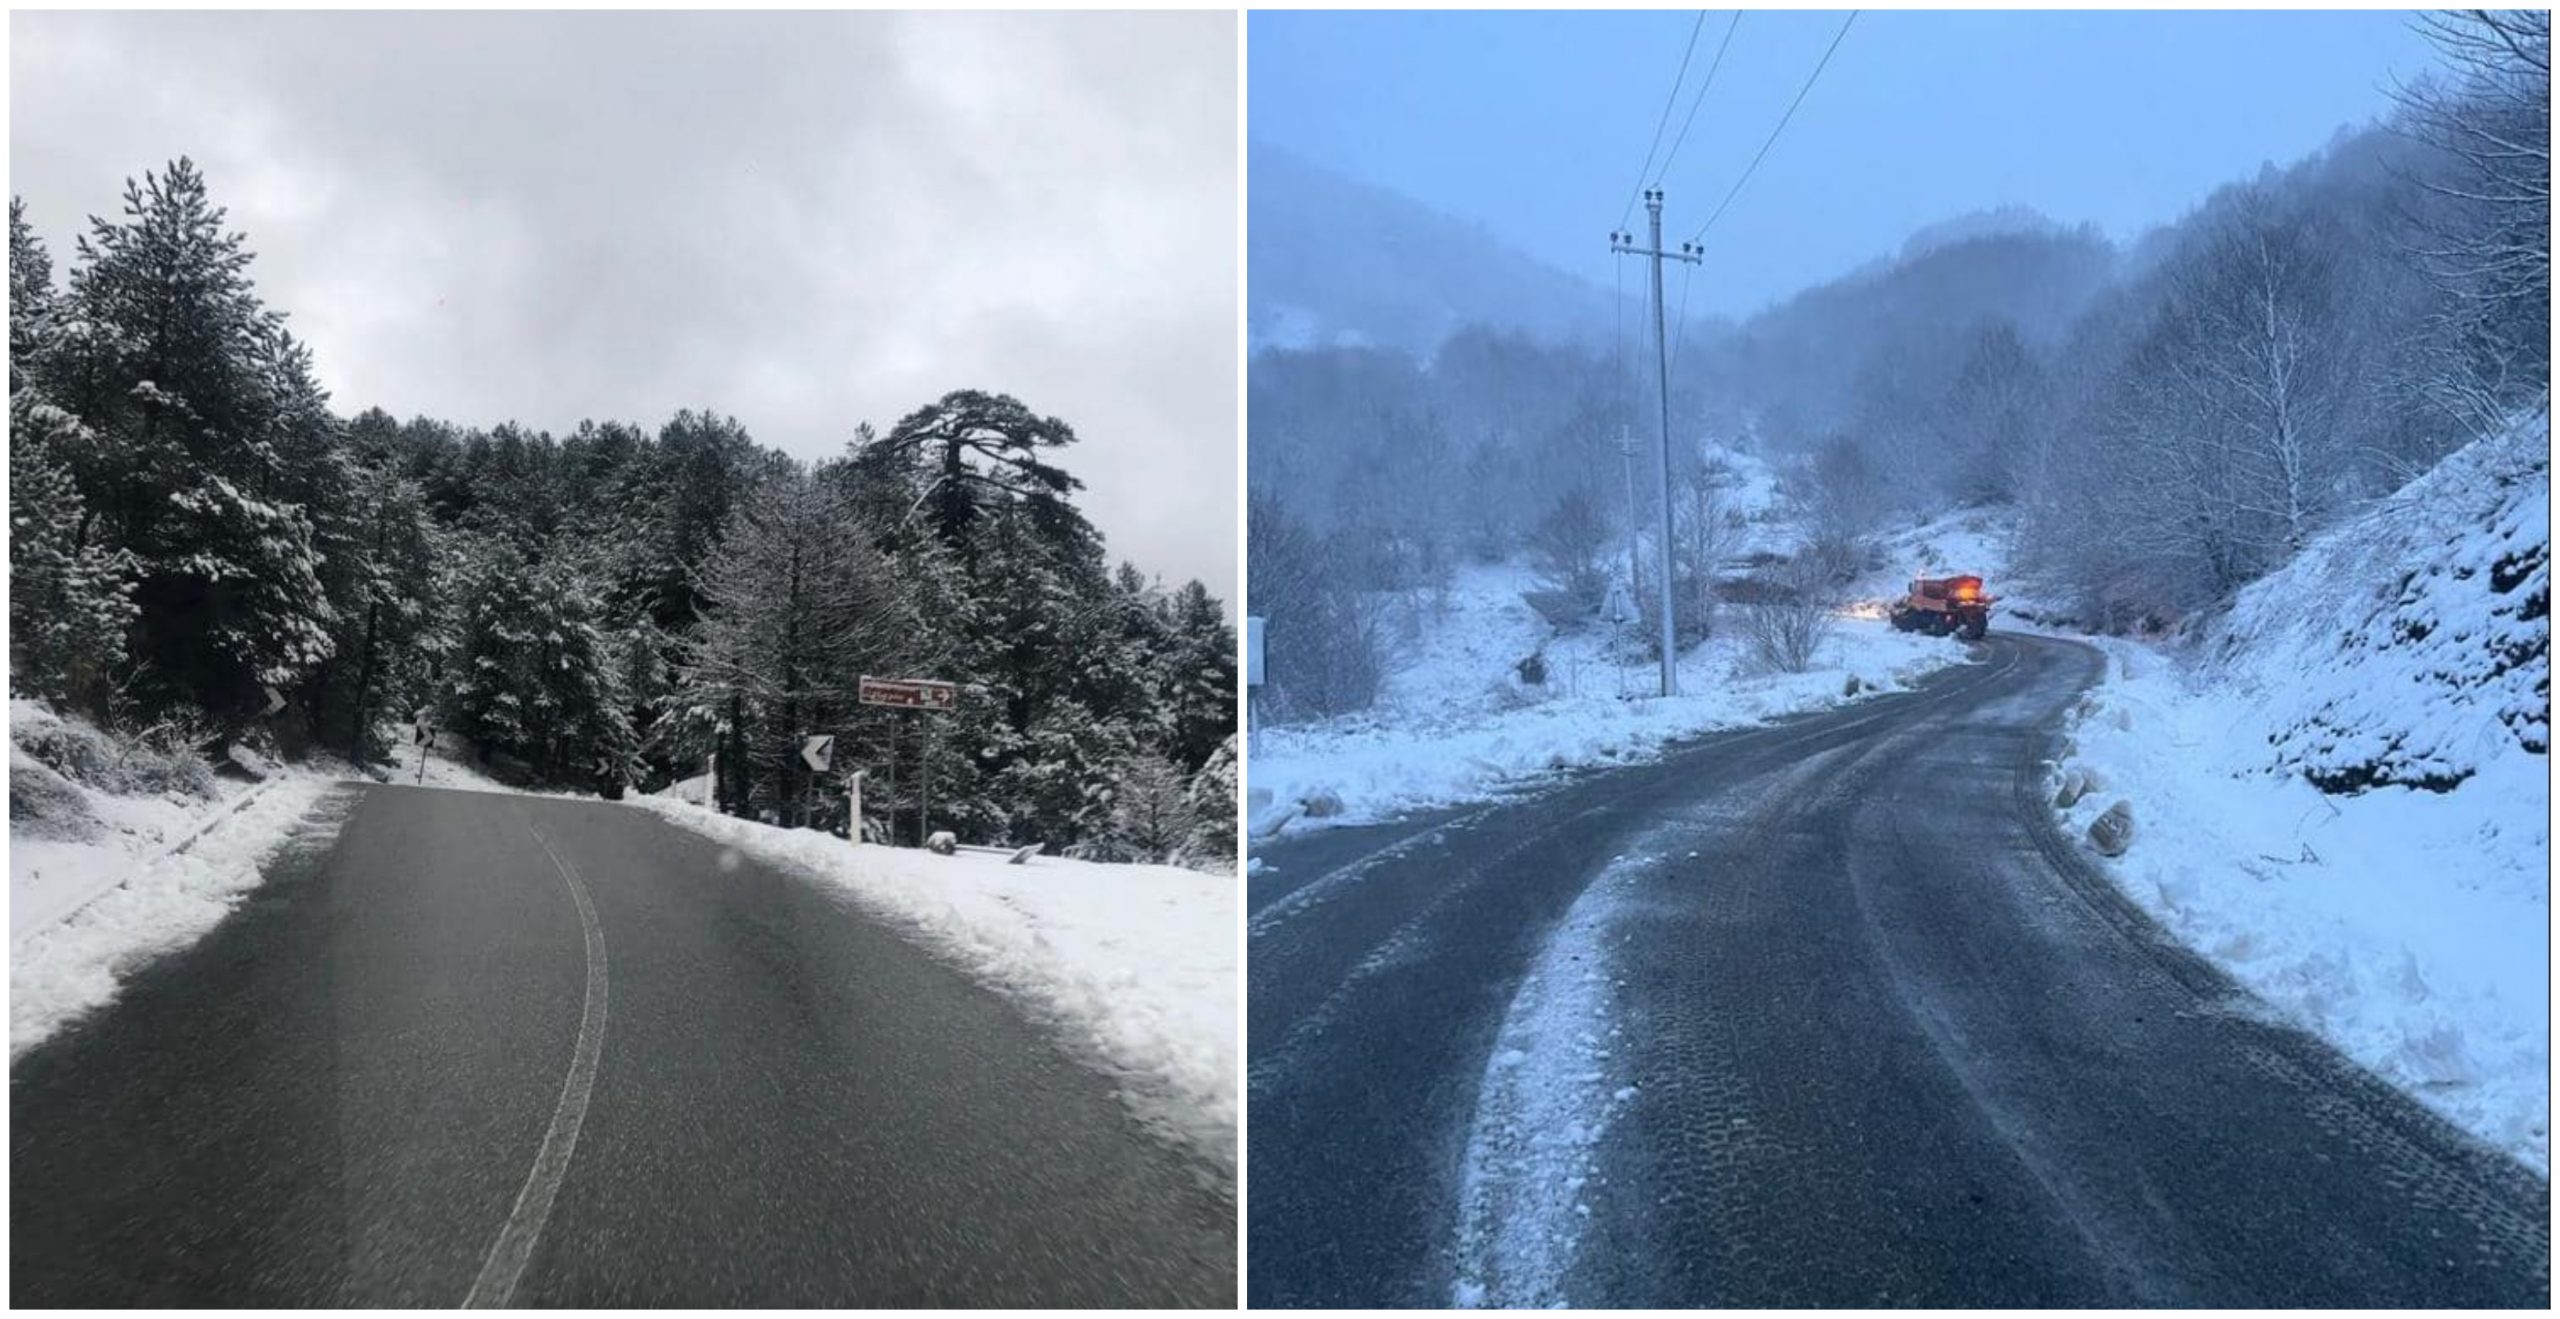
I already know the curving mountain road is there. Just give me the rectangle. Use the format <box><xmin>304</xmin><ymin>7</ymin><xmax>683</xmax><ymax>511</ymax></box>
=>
<box><xmin>12</xmin><ymin>785</ymin><xmax>1234</xmax><ymax>1307</ymax></box>
<box><xmin>1245</xmin><ymin>633</ymin><xmax>2547</xmax><ymax>1308</ymax></box>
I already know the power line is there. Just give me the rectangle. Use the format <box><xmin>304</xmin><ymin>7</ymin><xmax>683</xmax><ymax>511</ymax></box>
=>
<box><xmin>1653</xmin><ymin>12</ymin><xmax>1743</xmax><ymax>186</ymax></box>
<box><xmin>1688</xmin><ymin>9</ymin><xmax>1858</xmax><ymax>245</ymax></box>
<box><xmin>1619</xmin><ymin>11</ymin><xmax>1710</xmax><ymax>231</ymax></box>
<box><xmin>1613</xmin><ymin>246</ymin><xmax>1628</xmax><ymax>410</ymax></box>
<box><xmin>1669</xmin><ymin>258</ymin><xmax>1697</xmax><ymax>380</ymax></box>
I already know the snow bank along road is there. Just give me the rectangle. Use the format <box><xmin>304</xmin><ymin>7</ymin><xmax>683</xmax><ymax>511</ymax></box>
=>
<box><xmin>1245</xmin><ymin>633</ymin><xmax>2547</xmax><ymax>1308</ymax></box>
<box><xmin>11</xmin><ymin>785</ymin><xmax>1233</xmax><ymax>1306</ymax></box>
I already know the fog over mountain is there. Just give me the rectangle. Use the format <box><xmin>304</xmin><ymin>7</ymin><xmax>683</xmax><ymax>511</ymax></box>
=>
<box><xmin>1248</xmin><ymin>144</ymin><xmax>1619</xmax><ymax>357</ymax></box>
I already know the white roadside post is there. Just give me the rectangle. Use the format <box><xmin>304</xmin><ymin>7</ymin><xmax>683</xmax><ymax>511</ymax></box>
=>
<box><xmin>1245</xmin><ymin>616</ymin><xmax>1264</xmax><ymax>734</ymax></box>
<box><xmin>845</xmin><ymin>770</ymin><xmax>867</xmax><ymax>846</ymax></box>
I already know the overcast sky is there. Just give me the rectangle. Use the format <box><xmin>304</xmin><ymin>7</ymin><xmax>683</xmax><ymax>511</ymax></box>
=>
<box><xmin>1252</xmin><ymin>8</ymin><xmax>2442</xmax><ymax>319</ymax></box>
<box><xmin>13</xmin><ymin>9</ymin><xmax>1237</xmax><ymax>596</ymax></box>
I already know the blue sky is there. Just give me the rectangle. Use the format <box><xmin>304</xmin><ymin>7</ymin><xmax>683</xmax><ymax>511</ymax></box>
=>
<box><xmin>1251</xmin><ymin>8</ymin><xmax>2443</xmax><ymax>318</ymax></box>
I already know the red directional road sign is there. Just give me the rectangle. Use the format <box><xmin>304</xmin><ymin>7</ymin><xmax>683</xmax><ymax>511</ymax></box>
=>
<box><xmin>858</xmin><ymin>676</ymin><xmax>958</xmax><ymax>711</ymax></box>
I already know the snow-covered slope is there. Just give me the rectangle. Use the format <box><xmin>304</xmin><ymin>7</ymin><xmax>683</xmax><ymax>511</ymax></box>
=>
<box><xmin>2205</xmin><ymin>418</ymin><xmax>2548</xmax><ymax>791</ymax></box>
<box><xmin>1249</xmin><ymin>443</ymin><xmax>1981</xmax><ymax>832</ymax></box>
<box><xmin>2055</xmin><ymin>413</ymin><xmax>2550</xmax><ymax>1171</ymax></box>
<box><xmin>1248</xmin><ymin>558</ymin><xmax>1963</xmax><ymax>835</ymax></box>
<box><xmin>9</xmin><ymin>702</ymin><xmax>351</xmax><ymax>1053</ymax></box>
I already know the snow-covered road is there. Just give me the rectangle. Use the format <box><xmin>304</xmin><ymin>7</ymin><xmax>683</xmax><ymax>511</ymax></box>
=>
<box><xmin>1245</xmin><ymin>633</ymin><xmax>2547</xmax><ymax>1308</ymax></box>
<box><xmin>13</xmin><ymin>783</ymin><xmax>1234</xmax><ymax>1307</ymax></box>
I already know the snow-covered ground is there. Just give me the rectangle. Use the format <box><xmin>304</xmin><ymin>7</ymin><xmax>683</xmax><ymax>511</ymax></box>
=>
<box><xmin>9</xmin><ymin>702</ymin><xmax>549</xmax><ymax>1056</ymax></box>
<box><xmin>2054</xmin><ymin>415</ymin><xmax>2550</xmax><ymax>1172</ymax></box>
<box><xmin>1247</xmin><ymin>557</ymin><xmax>1967</xmax><ymax>835</ymax></box>
<box><xmin>10</xmin><ymin>702</ymin><xmax>349</xmax><ymax>1054</ymax></box>
<box><xmin>376</xmin><ymin>734</ymin><xmax>529</xmax><ymax>795</ymax></box>
<box><xmin>630</xmin><ymin>796</ymin><xmax>1238</xmax><ymax>1175</ymax></box>
<box><xmin>1453</xmin><ymin>846</ymin><xmax>1647</xmax><ymax>1308</ymax></box>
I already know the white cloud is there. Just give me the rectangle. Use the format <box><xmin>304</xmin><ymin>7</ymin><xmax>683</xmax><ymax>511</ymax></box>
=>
<box><xmin>11</xmin><ymin>9</ymin><xmax>1239</xmax><ymax>593</ymax></box>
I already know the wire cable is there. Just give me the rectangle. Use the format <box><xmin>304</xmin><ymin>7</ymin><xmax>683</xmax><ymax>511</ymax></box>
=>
<box><xmin>1688</xmin><ymin>9</ymin><xmax>1858</xmax><ymax>245</ymax></box>
<box><xmin>1619</xmin><ymin>11</ymin><xmax>1710</xmax><ymax>232</ymax></box>
<box><xmin>1614</xmin><ymin>249</ymin><xmax>1629</xmax><ymax>416</ymax></box>
<box><xmin>1653</xmin><ymin>12</ymin><xmax>1743</xmax><ymax>186</ymax></box>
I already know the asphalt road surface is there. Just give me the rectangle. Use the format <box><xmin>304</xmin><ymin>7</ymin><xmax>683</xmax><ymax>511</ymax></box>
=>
<box><xmin>1246</xmin><ymin>632</ymin><xmax>2548</xmax><ymax>1308</ymax></box>
<box><xmin>13</xmin><ymin>785</ymin><xmax>1233</xmax><ymax>1307</ymax></box>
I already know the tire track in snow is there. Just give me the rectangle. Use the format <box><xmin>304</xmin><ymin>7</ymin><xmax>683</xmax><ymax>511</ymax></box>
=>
<box><xmin>1449</xmin><ymin>846</ymin><xmax>1653</xmax><ymax>1308</ymax></box>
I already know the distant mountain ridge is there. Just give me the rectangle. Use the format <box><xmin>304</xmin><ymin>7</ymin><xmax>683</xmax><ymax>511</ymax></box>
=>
<box><xmin>1249</xmin><ymin>149</ymin><xmax>2118</xmax><ymax>385</ymax></box>
<box><xmin>1247</xmin><ymin>144</ymin><xmax>1620</xmax><ymax>357</ymax></box>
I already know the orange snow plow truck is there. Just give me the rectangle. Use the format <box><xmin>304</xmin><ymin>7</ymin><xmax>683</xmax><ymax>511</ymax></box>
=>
<box><xmin>1888</xmin><ymin>574</ymin><xmax>1994</xmax><ymax>641</ymax></box>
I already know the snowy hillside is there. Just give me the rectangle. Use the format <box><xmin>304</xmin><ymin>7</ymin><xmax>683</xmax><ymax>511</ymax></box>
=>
<box><xmin>2205</xmin><ymin>416</ymin><xmax>2548</xmax><ymax>791</ymax></box>
<box><xmin>1247</xmin><ymin>559</ymin><xmax>1964</xmax><ymax>835</ymax></box>
<box><xmin>2054</xmin><ymin>414</ymin><xmax>2551</xmax><ymax>1171</ymax></box>
<box><xmin>1248</xmin><ymin>442</ymin><xmax>1997</xmax><ymax>833</ymax></box>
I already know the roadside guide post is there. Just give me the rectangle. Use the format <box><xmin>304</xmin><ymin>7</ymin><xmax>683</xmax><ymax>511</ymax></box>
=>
<box><xmin>1245</xmin><ymin>616</ymin><xmax>1264</xmax><ymax>734</ymax></box>
<box><xmin>845</xmin><ymin>769</ymin><xmax>867</xmax><ymax>845</ymax></box>
<box><xmin>800</xmin><ymin>735</ymin><xmax>833</xmax><ymax>831</ymax></box>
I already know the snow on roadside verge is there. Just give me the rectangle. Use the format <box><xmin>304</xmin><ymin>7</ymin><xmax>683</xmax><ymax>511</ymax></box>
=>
<box><xmin>1249</xmin><ymin>599</ymin><xmax>1964</xmax><ymax>837</ymax></box>
<box><xmin>629</xmin><ymin>796</ymin><xmax>1239</xmax><ymax>1178</ymax></box>
<box><xmin>12</xmin><ymin>771</ymin><xmax>345</xmax><ymax>1055</ymax></box>
<box><xmin>2050</xmin><ymin>416</ymin><xmax>2549</xmax><ymax>1176</ymax></box>
<box><xmin>2057</xmin><ymin>655</ymin><xmax>2547</xmax><ymax>1174</ymax></box>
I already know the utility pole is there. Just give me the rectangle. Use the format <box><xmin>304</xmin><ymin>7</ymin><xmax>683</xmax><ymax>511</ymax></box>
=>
<box><xmin>1611</xmin><ymin>189</ymin><xmax>1700</xmax><ymax>697</ymax></box>
<box><xmin>1617</xmin><ymin>425</ymin><xmax>1641</xmax><ymax>621</ymax></box>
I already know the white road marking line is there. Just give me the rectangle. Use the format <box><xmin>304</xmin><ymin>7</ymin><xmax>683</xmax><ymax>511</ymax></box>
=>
<box><xmin>463</xmin><ymin>812</ymin><xmax>611</xmax><ymax>1309</ymax></box>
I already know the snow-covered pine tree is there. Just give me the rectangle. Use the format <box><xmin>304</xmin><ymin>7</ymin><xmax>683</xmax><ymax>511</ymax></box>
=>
<box><xmin>11</xmin><ymin>197</ymin><xmax>62</xmax><ymax>394</ymax></box>
<box><xmin>1097</xmin><ymin>749</ymin><xmax>1194</xmax><ymax>864</ymax></box>
<box><xmin>53</xmin><ymin>159</ymin><xmax>340</xmax><ymax>722</ymax></box>
<box><xmin>9</xmin><ymin>394</ymin><xmax>138</xmax><ymax>709</ymax></box>
<box><xmin>308</xmin><ymin>424</ymin><xmax>444</xmax><ymax>767</ymax></box>
<box><xmin>956</xmin><ymin>498</ymin><xmax>1148</xmax><ymax>845</ymax></box>
<box><xmin>675</xmin><ymin>460</ymin><xmax>920</xmax><ymax>826</ymax></box>
<box><xmin>646</xmin><ymin>410</ymin><xmax>769</xmax><ymax>631</ymax></box>
<box><xmin>1182</xmin><ymin>733</ymin><xmax>1239</xmax><ymax>872</ymax></box>
<box><xmin>858</xmin><ymin>389</ymin><xmax>1084</xmax><ymax>563</ymax></box>
<box><xmin>1160</xmin><ymin>579</ymin><xmax>1238</xmax><ymax>773</ymax></box>
<box><xmin>1001</xmin><ymin>696</ymin><xmax>1141</xmax><ymax>848</ymax></box>
<box><xmin>442</xmin><ymin>544</ymin><xmax>636</xmax><ymax>790</ymax></box>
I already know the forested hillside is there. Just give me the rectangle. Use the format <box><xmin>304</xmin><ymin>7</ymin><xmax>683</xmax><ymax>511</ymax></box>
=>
<box><xmin>10</xmin><ymin>162</ymin><xmax>1235</xmax><ymax>864</ymax></box>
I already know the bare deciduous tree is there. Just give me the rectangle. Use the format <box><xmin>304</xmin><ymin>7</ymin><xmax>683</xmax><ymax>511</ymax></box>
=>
<box><xmin>2392</xmin><ymin>9</ymin><xmax>2551</xmax><ymax>427</ymax></box>
<box><xmin>1674</xmin><ymin>456</ymin><xmax>1746</xmax><ymax>637</ymax></box>
<box><xmin>1739</xmin><ymin>552</ymin><xmax>1838</xmax><ymax>675</ymax></box>
<box><xmin>1529</xmin><ymin>484</ymin><xmax>1613</xmax><ymax>602</ymax></box>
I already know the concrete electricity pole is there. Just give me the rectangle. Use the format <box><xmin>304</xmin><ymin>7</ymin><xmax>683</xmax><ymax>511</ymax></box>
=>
<box><xmin>1611</xmin><ymin>189</ymin><xmax>1700</xmax><ymax>697</ymax></box>
<box><xmin>1618</xmin><ymin>426</ymin><xmax>1642</xmax><ymax>620</ymax></box>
